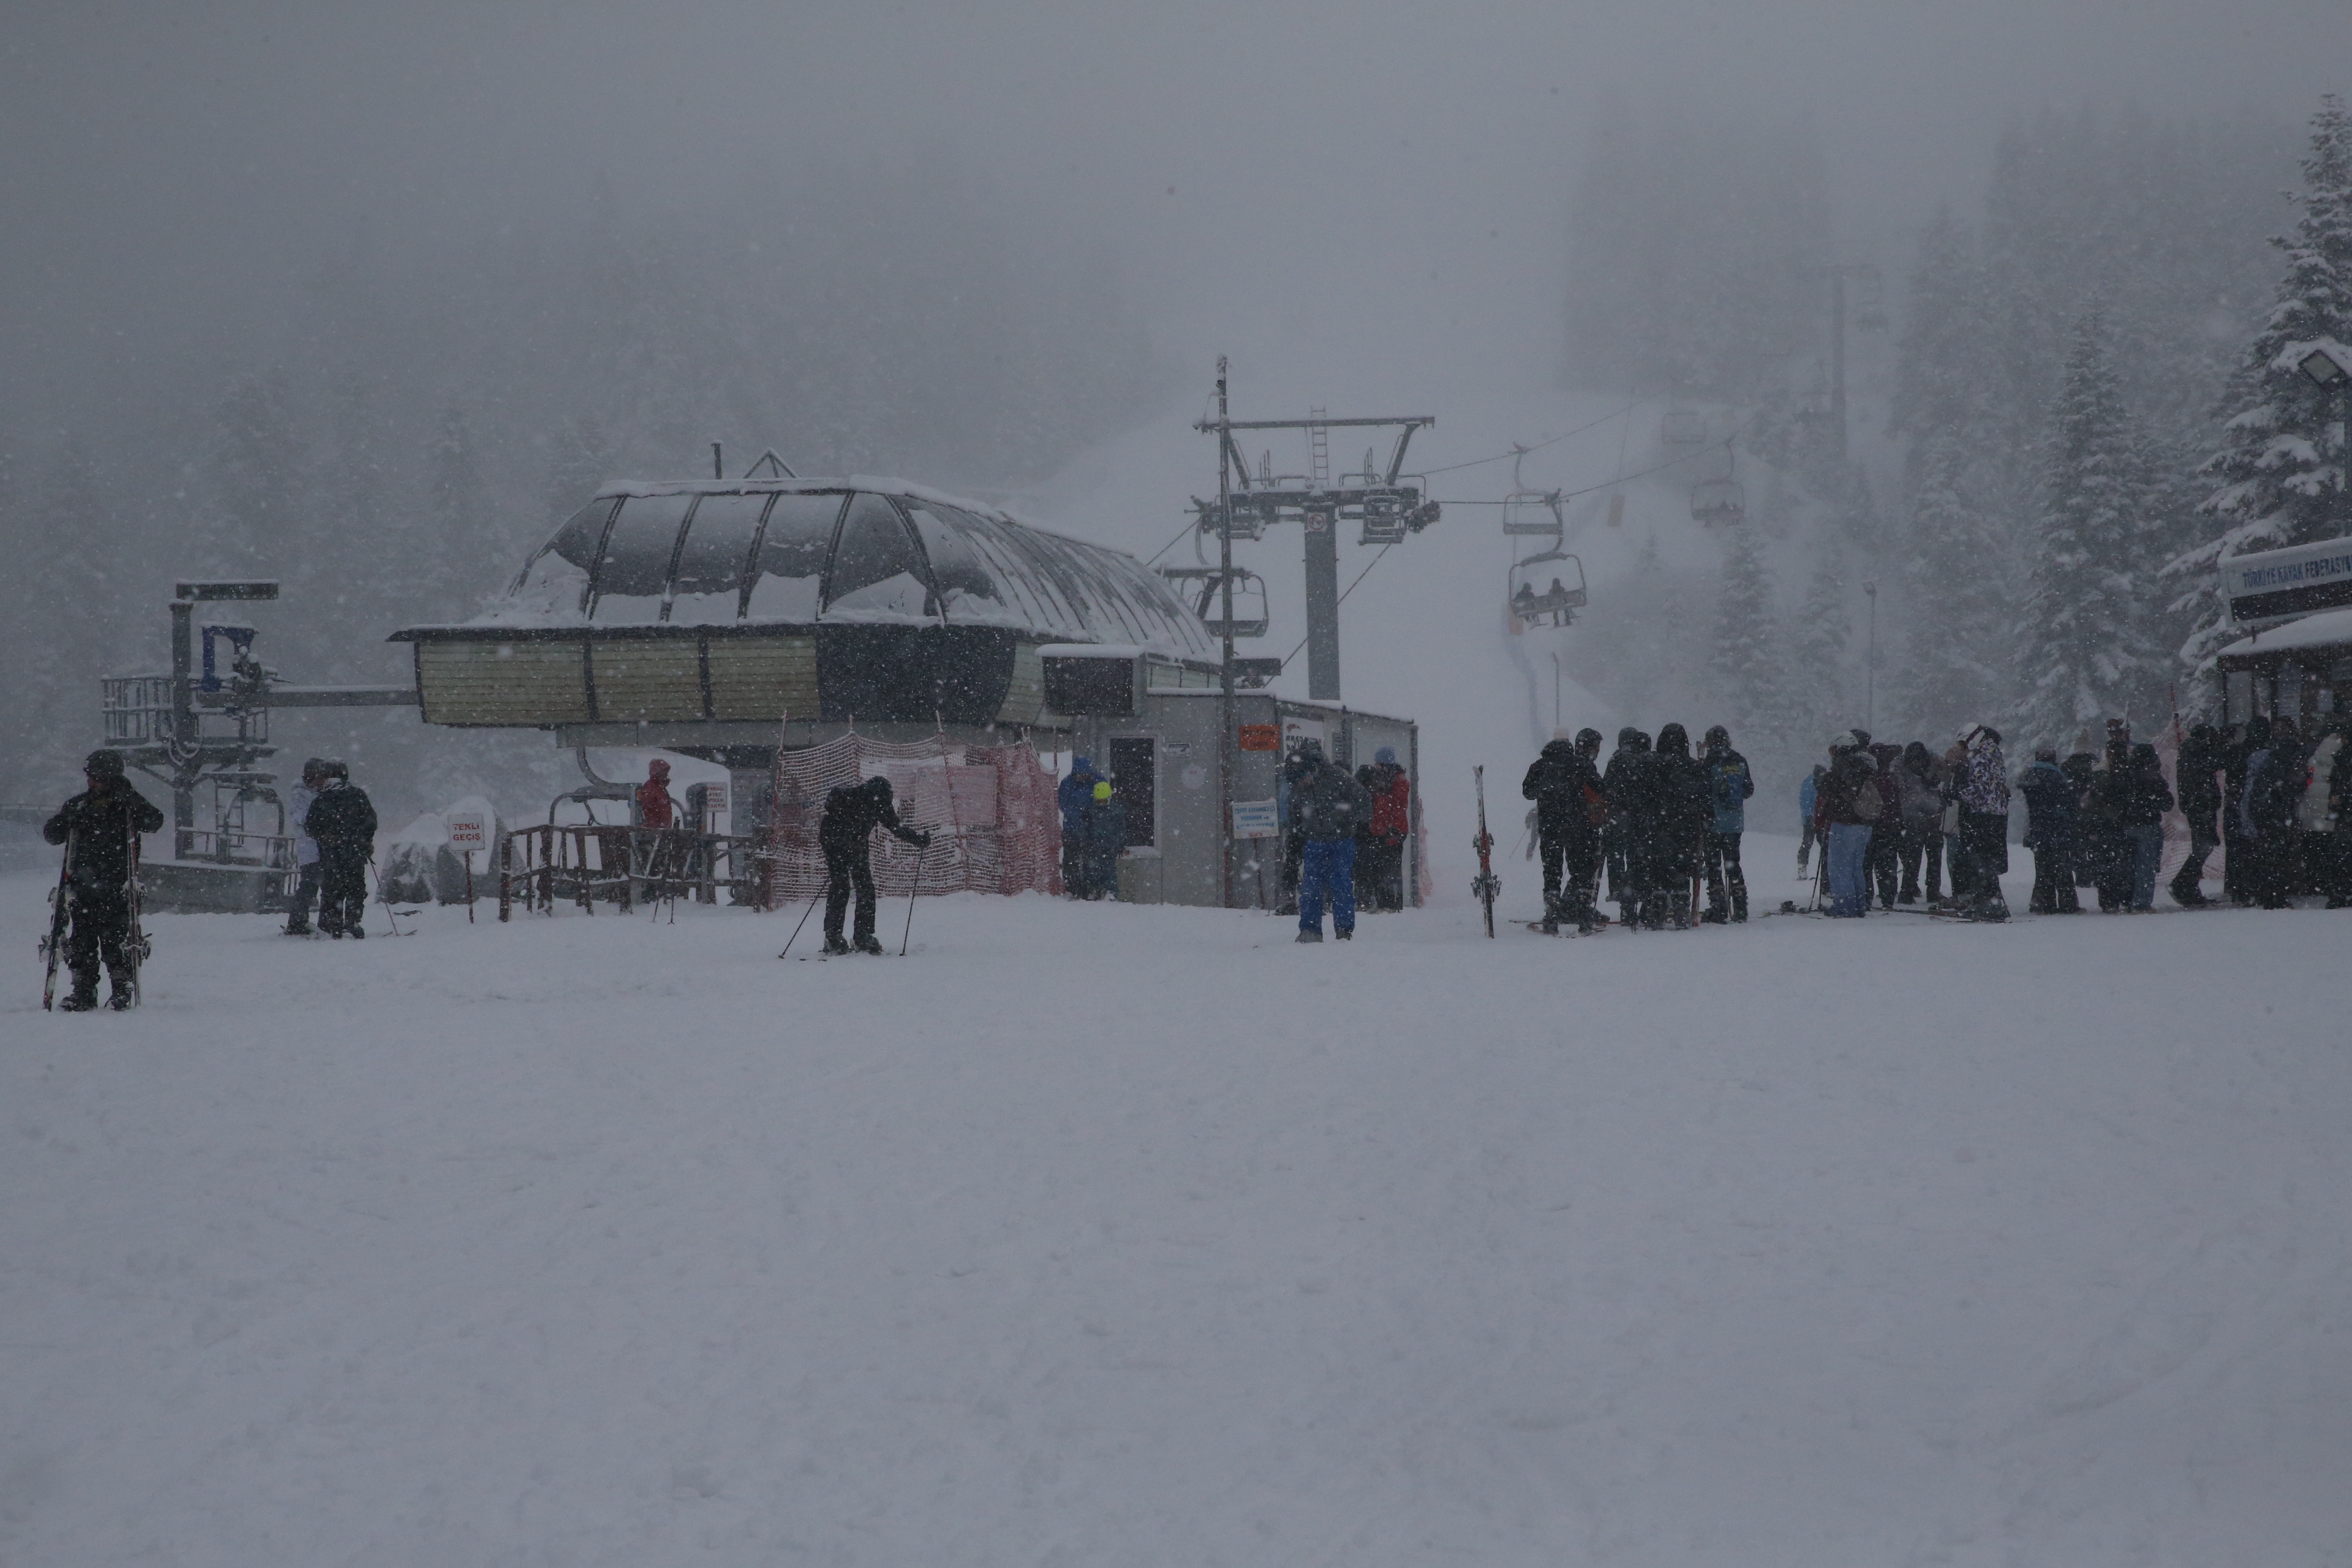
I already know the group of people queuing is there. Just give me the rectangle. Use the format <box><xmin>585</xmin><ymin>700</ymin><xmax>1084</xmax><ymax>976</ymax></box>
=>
<box><xmin>1801</xmin><ymin>712</ymin><xmax>2352</xmax><ymax>923</ymax></box>
<box><xmin>1523</xmin><ymin>723</ymin><xmax>1754</xmax><ymax>934</ymax></box>
<box><xmin>1808</xmin><ymin>727</ymin><xmax>2014</xmax><ymax>919</ymax></box>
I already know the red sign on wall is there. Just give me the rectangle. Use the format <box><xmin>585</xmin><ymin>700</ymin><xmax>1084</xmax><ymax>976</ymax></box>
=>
<box><xmin>1237</xmin><ymin>725</ymin><xmax>1280</xmax><ymax>752</ymax></box>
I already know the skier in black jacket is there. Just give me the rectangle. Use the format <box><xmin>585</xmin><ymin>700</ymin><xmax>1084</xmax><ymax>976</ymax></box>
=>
<box><xmin>819</xmin><ymin>776</ymin><xmax>930</xmax><ymax>954</ymax></box>
<box><xmin>42</xmin><ymin>750</ymin><xmax>165</xmax><ymax>1011</ymax></box>
<box><xmin>304</xmin><ymin>761</ymin><xmax>380</xmax><ymax>938</ymax></box>
<box><xmin>1522</xmin><ymin>729</ymin><xmax>1605</xmax><ymax>934</ymax></box>
<box><xmin>1600</xmin><ymin>728</ymin><xmax>1650</xmax><ymax>926</ymax></box>
<box><xmin>2168</xmin><ymin>723</ymin><xmax>2223</xmax><ymax>905</ymax></box>
<box><xmin>1648</xmin><ymin>724</ymin><xmax>1714</xmax><ymax>930</ymax></box>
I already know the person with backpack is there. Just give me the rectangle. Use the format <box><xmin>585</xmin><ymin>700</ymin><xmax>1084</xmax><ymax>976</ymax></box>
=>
<box><xmin>2018</xmin><ymin>745</ymin><xmax>2082</xmax><ymax>914</ymax></box>
<box><xmin>1817</xmin><ymin>734</ymin><xmax>1880</xmax><ymax>918</ymax></box>
<box><xmin>1522</xmin><ymin>730</ymin><xmax>1607</xmax><ymax>934</ymax></box>
<box><xmin>1646</xmin><ymin>724</ymin><xmax>1712</xmax><ymax>930</ymax></box>
<box><xmin>1893</xmin><ymin>742</ymin><xmax>1946</xmax><ymax>906</ymax></box>
<box><xmin>304</xmin><ymin>760</ymin><xmax>380</xmax><ymax>939</ymax></box>
<box><xmin>1862</xmin><ymin>743</ymin><xmax>1906</xmax><ymax>911</ymax></box>
<box><xmin>42</xmin><ymin>750</ymin><xmax>165</xmax><ymax>1010</ymax></box>
<box><xmin>1288</xmin><ymin>741</ymin><xmax>1373</xmax><ymax>943</ymax></box>
<box><xmin>1699</xmin><ymin>725</ymin><xmax>1754</xmax><ymax>924</ymax></box>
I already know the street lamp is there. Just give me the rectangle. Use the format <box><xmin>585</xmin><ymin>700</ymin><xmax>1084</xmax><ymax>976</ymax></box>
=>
<box><xmin>1863</xmin><ymin>579</ymin><xmax>1878</xmax><ymax>734</ymax></box>
<box><xmin>2296</xmin><ymin>342</ymin><xmax>2350</xmax><ymax>534</ymax></box>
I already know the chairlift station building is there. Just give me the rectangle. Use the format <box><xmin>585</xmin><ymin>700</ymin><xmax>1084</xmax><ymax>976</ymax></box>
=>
<box><xmin>389</xmin><ymin>475</ymin><xmax>1422</xmax><ymax>909</ymax></box>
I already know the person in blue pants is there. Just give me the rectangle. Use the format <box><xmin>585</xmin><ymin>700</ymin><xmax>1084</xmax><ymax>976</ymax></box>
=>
<box><xmin>1286</xmin><ymin>742</ymin><xmax>1373</xmax><ymax>943</ymax></box>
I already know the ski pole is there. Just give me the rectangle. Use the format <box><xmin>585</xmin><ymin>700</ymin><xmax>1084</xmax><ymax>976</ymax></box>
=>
<box><xmin>776</xmin><ymin>886</ymin><xmax>824</xmax><ymax>959</ymax></box>
<box><xmin>900</xmin><ymin>832</ymin><xmax>928</xmax><ymax>956</ymax></box>
<box><xmin>368</xmin><ymin>860</ymin><xmax>406</xmax><ymax>937</ymax></box>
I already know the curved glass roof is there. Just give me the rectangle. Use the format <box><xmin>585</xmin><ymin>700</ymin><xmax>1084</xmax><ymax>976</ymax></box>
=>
<box><xmin>490</xmin><ymin>482</ymin><xmax>1214</xmax><ymax>659</ymax></box>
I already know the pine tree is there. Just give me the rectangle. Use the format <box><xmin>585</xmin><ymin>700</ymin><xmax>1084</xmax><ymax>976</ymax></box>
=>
<box><xmin>1791</xmin><ymin>545</ymin><xmax>1852</xmax><ymax>740</ymax></box>
<box><xmin>1889</xmin><ymin>434</ymin><xmax>2011</xmax><ymax>736</ymax></box>
<box><xmin>2169</xmin><ymin>95</ymin><xmax>2352</xmax><ymax>704</ymax></box>
<box><xmin>1710</xmin><ymin>522</ymin><xmax>1789</xmax><ymax>742</ymax></box>
<box><xmin>2014</xmin><ymin>310</ymin><xmax>2169</xmax><ymax>753</ymax></box>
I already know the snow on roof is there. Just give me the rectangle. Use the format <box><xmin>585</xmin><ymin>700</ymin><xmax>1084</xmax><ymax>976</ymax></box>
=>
<box><xmin>2217</xmin><ymin>604</ymin><xmax>2352</xmax><ymax>662</ymax></box>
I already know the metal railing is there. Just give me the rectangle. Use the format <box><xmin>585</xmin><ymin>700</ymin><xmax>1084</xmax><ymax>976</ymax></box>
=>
<box><xmin>496</xmin><ymin>826</ymin><xmax>761</xmax><ymax>919</ymax></box>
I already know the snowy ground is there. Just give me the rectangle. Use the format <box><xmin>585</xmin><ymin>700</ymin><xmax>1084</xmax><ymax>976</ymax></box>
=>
<box><xmin>5</xmin><ymin>842</ymin><xmax>2349</xmax><ymax>1567</ymax></box>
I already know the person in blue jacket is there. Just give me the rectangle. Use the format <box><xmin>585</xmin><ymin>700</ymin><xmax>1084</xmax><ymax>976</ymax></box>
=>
<box><xmin>1699</xmin><ymin>725</ymin><xmax>1756</xmax><ymax>922</ymax></box>
<box><xmin>1057</xmin><ymin>757</ymin><xmax>1102</xmax><ymax>898</ymax></box>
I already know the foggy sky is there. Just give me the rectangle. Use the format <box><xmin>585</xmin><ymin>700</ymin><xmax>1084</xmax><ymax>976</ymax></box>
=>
<box><xmin>5</xmin><ymin>0</ymin><xmax>2342</xmax><ymax>440</ymax></box>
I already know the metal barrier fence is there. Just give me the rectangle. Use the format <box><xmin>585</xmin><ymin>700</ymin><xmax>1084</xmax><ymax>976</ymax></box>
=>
<box><xmin>496</xmin><ymin>826</ymin><xmax>757</xmax><ymax>919</ymax></box>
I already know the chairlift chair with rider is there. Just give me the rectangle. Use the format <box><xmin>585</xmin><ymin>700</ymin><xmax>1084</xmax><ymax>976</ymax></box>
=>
<box><xmin>1507</xmin><ymin>550</ymin><xmax>1587</xmax><ymax>631</ymax></box>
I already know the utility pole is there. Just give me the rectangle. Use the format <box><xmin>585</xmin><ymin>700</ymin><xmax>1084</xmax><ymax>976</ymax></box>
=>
<box><xmin>1215</xmin><ymin>357</ymin><xmax>1235</xmax><ymax>910</ymax></box>
<box><xmin>1863</xmin><ymin>578</ymin><xmax>1878</xmax><ymax>734</ymax></box>
<box><xmin>1822</xmin><ymin>263</ymin><xmax>1884</xmax><ymax>466</ymax></box>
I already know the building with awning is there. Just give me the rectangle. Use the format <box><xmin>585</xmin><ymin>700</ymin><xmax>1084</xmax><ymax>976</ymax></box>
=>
<box><xmin>2215</xmin><ymin>534</ymin><xmax>2352</xmax><ymax>728</ymax></box>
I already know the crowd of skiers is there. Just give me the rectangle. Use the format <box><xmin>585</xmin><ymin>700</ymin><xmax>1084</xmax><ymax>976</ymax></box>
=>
<box><xmin>1797</xmin><ymin>713</ymin><xmax>2352</xmax><ymax>922</ymax></box>
<box><xmin>1522</xmin><ymin>723</ymin><xmax>1754</xmax><ymax>934</ymax></box>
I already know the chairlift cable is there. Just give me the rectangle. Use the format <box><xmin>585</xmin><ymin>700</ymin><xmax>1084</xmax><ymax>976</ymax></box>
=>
<box><xmin>1420</xmin><ymin>393</ymin><xmax>1656</xmax><ymax>476</ymax></box>
<box><xmin>1432</xmin><ymin>414</ymin><xmax>1759</xmax><ymax>506</ymax></box>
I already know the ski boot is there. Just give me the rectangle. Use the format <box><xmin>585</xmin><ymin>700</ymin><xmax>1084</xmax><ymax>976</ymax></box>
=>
<box><xmin>107</xmin><ymin>973</ymin><xmax>136</xmax><ymax>1011</ymax></box>
<box><xmin>1540</xmin><ymin>893</ymin><xmax>1561</xmax><ymax>936</ymax></box>
<box><xmin>854</xmin><ymin>935</ymin><xmax>885</xmax><ymax>956</ymax></box>
<box><xmin>1334</xmin><ymin>928</ymin><xmax>1353</xmax><ymax>941</ymax></box>
<box><xmin>59</xmin><ymin>973</ymin><xmax>100</xmax><ymax>1013</ymax></box>
<box><xmin>284</xmin><ymin>919</ymin><xmax>313</xmax><ymax>936</ymax></box>
<box><xmin>821</xmin><ymin>935</ymin><xmax>852</xmax><ymax>956</ymax></box>
<box><xmin>1294</xmin><ymin>928</ymin><xmax>1323</xmax><ymax>943</ymax></box>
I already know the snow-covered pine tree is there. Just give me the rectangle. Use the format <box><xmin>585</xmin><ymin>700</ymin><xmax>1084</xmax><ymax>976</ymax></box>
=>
<box><xmin>1790</xmin><ymin>545</ymin><xmax>1852</xmax><ymax>740</ymax></box>
<box><xmin>2168</xmin><ymin>95</ymin><xmax>2352</xmax><ymax>706</ymax></box>
<box><xmin>1710</xmin><ymin>521</ymin><xmax>1789</xmax><ymax>746</ymax></box>
<box><xmin>1889</xmin><ymin>434</ymin><xmax>2011</xmax><ymax>736</ymax></box>
<box><xmin>2013</xmin><ymin>308</ymin><xmax>2169</xmax><ymax>753</ymax></box>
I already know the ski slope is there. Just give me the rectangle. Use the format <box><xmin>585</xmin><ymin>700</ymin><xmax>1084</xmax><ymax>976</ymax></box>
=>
<box><xmin>5</xmin><ymin>847</ymin><xmax>2348</xmax><ymax>1565</ymax></box>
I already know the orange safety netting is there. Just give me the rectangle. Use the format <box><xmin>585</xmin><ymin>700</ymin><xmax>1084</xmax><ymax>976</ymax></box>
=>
<box><xmin>760</xmin><ymin>732</ymin><xmax>1063</xmax><ymax>904</ymax></box>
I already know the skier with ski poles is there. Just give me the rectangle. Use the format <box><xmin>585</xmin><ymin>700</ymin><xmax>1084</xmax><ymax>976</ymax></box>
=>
<box><xmin>817</xmin><ymin>775</ymin><xmax>931</xmax><ymax>955</ymax></box>
<box><xmin>41</xmin><ymin>750</ymin><xmax>163</xmax><ymax>1011</ymax></box>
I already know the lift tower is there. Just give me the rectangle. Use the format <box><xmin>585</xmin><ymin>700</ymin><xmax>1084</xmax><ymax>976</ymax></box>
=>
<box><xmin>1192</xmin><ymin>395</ymin><xmax>1437</xmax><ymax>701</ymax></box>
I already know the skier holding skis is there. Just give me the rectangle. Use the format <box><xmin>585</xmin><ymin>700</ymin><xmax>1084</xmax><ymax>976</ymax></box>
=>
<box><xmin>42</xmin><ymin>750</ymin><xmax>164</xmax><ymax>1011</ymax></box>
<box><xmin>819</xmin><ymin>775</ymin><xmax>931</xmax><ymax>955</ymax></box>
<box><xmin>1522</xmin><ymin>729</ymin><xmax>1605</xmax><ymax>934</ymax></box>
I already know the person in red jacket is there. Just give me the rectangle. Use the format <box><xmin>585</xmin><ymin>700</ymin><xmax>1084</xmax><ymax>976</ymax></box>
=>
<box><xmin>636</xmin><ymin>759</ymin><xmax>676</xmax><ymax>830</ymax></box>
<box><xmin>1353</xmin><ymin>747</ymin><xmax>1414</xmax><ymax>912</ymax></box>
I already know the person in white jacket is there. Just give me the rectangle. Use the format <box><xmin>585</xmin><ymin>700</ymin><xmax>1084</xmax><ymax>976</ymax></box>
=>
<box><xmin>283</xmin><ymin>757</ymin><xmax>328</xmax><ymax>935</ymax></box>
<box><xmin>2298</xmin><ymin>723</ymin><xmax>2346</xmax><ymax>904</ymax></box>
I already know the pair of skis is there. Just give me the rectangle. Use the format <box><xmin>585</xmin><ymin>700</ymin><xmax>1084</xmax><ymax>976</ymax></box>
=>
<box><xmin>39</xmin><ymin>819</ymin><xmax>148</xmax><ymax>1011</ymax></box>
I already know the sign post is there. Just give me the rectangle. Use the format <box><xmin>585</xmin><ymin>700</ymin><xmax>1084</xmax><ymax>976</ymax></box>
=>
<box><xmin>446</xmin><ymin>809</ymin><xmax>489</xmax><ymax>923</ymax></box>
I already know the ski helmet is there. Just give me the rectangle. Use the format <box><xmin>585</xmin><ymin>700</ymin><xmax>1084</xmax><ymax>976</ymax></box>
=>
<box><xmin>84</xmin><ymin>749</ymin><xmax>126</xmax><ymax>779</ymax></box>
<box><xmin>1703</xmin><ymin>725</ymin><xmax>1730</xmax><ymax>750</ymax></box>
